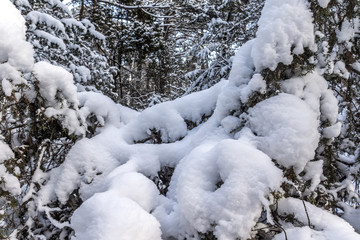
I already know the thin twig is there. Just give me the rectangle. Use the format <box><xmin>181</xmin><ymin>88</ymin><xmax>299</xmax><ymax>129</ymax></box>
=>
<box><xmin>140</xmin><ymin>8</ymin><xmax>173</xmax><ymax>18</ymax></box>
<box><xmin>302</xmin><ymin>198</ymin><xmax>312</xmax><ymax>228</ymax></box>
<box><xmin>99</xmin><ymin>0</ymin><xmax>170</xmax><ymax>9</ymax></box>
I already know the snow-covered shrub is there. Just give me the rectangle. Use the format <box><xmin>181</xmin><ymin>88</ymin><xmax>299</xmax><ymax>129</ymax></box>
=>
<box><xmin>308</xmin><ymin>0</ymin><xmax>360</xmax><ymax>218</ymax></box>
<box><xmin>184</xmin><ymin>0</ymin><xmax>264</xmax><ymax>94</ymax></box>
<box><xmin>27</xmin><ymin>0</ymin><xmax>359</xmax><ymax>240</ymax></box>
<box><xmin>11</xmin><ymin>0</ymin><xmax>116</xmax><ymax>100</ymax></box>
<box><xmin>2</xmin><ymin>0</ymin><xmax>360</xmax><ymax>239</ymax></box>
<box><xmin>0</xmin><ymin>0</ymin><xmax>86</xmax><ymax>238</ymax></box>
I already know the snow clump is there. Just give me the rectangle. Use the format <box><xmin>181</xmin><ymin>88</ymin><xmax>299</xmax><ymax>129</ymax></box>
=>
<box><xmin>30</xmin><ymin>0</ymin><xmax>360</xmax><ymax>239</ymax></box>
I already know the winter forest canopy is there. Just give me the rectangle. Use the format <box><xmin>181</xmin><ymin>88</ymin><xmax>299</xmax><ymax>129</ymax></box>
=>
<box><xmin>1</xmin><ymin>0</ymin><xmax>360</xmax><ymax>239</ymax></box>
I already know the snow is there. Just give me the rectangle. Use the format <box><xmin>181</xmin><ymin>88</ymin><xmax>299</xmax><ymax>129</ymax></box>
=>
<box><xmin>217</xmin><ymin>0</ymin><xmax>319</xmax><ymax>122</ymax></box>
<box><xmin>72</xmin><ymin>65</ymin><xmax>91</xmax><ymax>83</ymax></box>
<box><xmin>71</xmin><ymin>193</ymin><xmax>162</xmax><ymax>240</ymax></box>
<box><xmin>33</xmin><ymin>61</ymin><xmax>85</xmax><ymax>135</ymax></box>
<box><xmin>81</xmin><ymin>19</ymin><xmax>105</xmax><ymax>40</ymax></box>
<box><xmin>334</xmin><ymin>60</ymin><xmax>350</xmax><ymax>79</ymax></box>
<box><xmin>79</xmin><ymin>92</ymin><xmax>122</xmax><ymax>128</ymax></box>
<box><xmin>78</xmin><ymin>91</ymin><xmax>139</xmax><ymax>129</ymax></box>
<box><xmin>34</xmin><ymin>30</ymin><xmax>66</xmax><ymax>50</ymax></box>
<box><xmin>0</xmin><ymin>141</ymin><xmax>20</xmax><ymax>195</ymax></box>
<box><xmin>0</xmin><ymin>141</ymin><xmax>14</xmax><ymax>163</ymax></box>
<box><xmin>0</xmin><ymin>0</ymin><xmax>34</xmax><ymax>72</ymax></box>
<box><xmin>0</xmin><ymin>0</ymin><xmax>34</xmax><ymax>196</ymax></box>
<box><xmin>340</xmin><ymin>203</ymin><xmax>360</xmax><ymax>233</ymax></box>
<box><xmin>39</xmin><ymin>135</ymin><xmax>119</xmax><ymax>204</ymax></box>
<box><xmin>39</xmin><ymin>84</ymin><xmax>284</xmax><ymax>239</ymax></box>
<box><xmin>61</xmin><ymin>18</ymin><xmax>87</xmax><ymax>31</ymax></box>
<box><xmin>0</xmin><ymin>63</ymin><xmax>28</xmax><ymax>87</ymax></box>
<box><xmin>120</xmin><ymin>80</ymin><xmax>226</xmax><ymax>143</ymax></box>
<box><xmin>33</xmin><ymin>61</ymin><xmax>78</xmax><ymax>106</ymax></box>
<box><xmin>351</xmin><ymin>61</ymin><xmax>360</xmax><ymax>72</ymax></box>
<box><xmin>248</xmin><ymin>93</ymin><xmax>320</xmax><ymax>173</ymax></box>
<box><xmin>251</xmin><ymin>0</ymin><xmax>316</xmax><ymax>71</ymax></box>
<box><xmin>27</xmin><ymin>11</ymin><xmax>66</xmax><ymax>33</ymax></box>
<box><xmin>323</xmin><ymin>122</ymin><xmax>342</xmax><ymax>139</ymax></box>
<box><xmin>318</xmin><ymin>0</ymin><xmax>330</xmax><ymax>8</ymax></box>
<box><xmin>0</xmin><ymin>165</ymin><xmax>21</xmax><ymax>195</ymax></box>
<box><xmin>38</xmin><ymin>80</ymin><xmax>225</xmax><ymax>205</ymax></box>
<box><xmin>303</xmin><ymin>160</ymin><xmax>323</xmax><ymax>191</ymax></box>
<box><xmin>164</xmin><ymin>139</ymin><xmax>283</xmax><ymax>240</ymax></box>
<box><xmin>336</xmin><ymin>18</ymin><xmax>358</xmax><ymax>44</ymax></box>
<box><xmin>106</xmin><ymin>172</ymin><xmax>160</xmax><ymax>211</ymax></box>
<box><xmin>281</xmin><ymin>71</ymin><xmax>339</xmax><ymax>125</ymax></box>
<box><xmin>16</xmin><ymin>0</ymin><xmax>358</xmax><ymax>239</ymax></box>
<box><xmin>239</xmin><ymin>73</ymin><xmax>266</xmax><ymax>103</ymax></box>
<box><xmin>13</xmin><ymin>0</ymin><xmax>31</xmax><ymax>8</ymax></box>
<box><xmin>46</xmin><ymin>0</ymin><xmax>73</xmax><ymax>17</ymax></box>
<box><xmin>227</xmin><ymin>39</ymin><xmax>255</xmax><ymax>86</ymax></box>
<box><xmin>274</xmin><ymin>198</ymin><xmax>360</xmax><ymax>240</ymax></box>
<box><xmin>220</xmin><ymin>115</ymin><xmax>241</xmax><ymax>133</ymax></box>
<box><xmin>2</xmin><ymin>78</ymin><xmax>13</xmax><ymax>96</ymax></box>
<box><xmin>71</xmin><ymin>171</ymin><xmax>162</xmax><ymax>240</ymax></box>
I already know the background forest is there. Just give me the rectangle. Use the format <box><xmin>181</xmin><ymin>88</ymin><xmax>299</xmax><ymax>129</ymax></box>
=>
<box><xmin>0</xmin><ymin>0</ymin><xmax>360</xmax><ymax>239</ymax></box>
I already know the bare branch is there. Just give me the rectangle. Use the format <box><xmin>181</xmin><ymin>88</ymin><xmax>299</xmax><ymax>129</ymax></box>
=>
<box><xmin>140</xmin><ymin>8</ymin><xmax>173</xmax><ymax>18</ymax></box>
<box><xmin>98</xmin><ymin>0</ymin><xmax>170</xmax><ymax>9</ymax></box>
<box><xmin>302</xmin><ymin>198</ymin><xmax>312</xmax><ymax>228</ymax></box>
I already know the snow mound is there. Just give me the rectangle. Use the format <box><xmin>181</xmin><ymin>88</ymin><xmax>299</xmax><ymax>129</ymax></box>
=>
<box><xmin>0</xmin><ymin>0</ymin><xmax>34</xmax><ymax>85</ymax></box>
<box><xmin>0</xmin><ymin>1</ymin><xmax>34</xmax><ymax>72</ymax></box>
<box><xmin>252</xmin><ymin>0</ymin><xmax>316</xmax><ymax>71</ymax></box>
<box><xmin>281</xmin><ymin>71</ymin><xmax>339</xmax><ymax>125</ymax></box>
<box><xmin>161</xmin><ymin>139</ymin><xmax>283</xmax><ymax>240</ymax></box>
<box><xmin>341</xmin><ymin>203</ymin><xmax>360</xmax><ymax>233</ymax></box>
<box><xmin>71</xmin><ymin>193</ymin><xmax>162</xmax><ymax>240</ymax></box>
<box><xmin>274</xmin><ymin>198</ymin><xmax>360</xmax><ymax>240</ymax></box>
<box><xmin>248</xmin><ymin>93</ymin><xmax>320</xmax><ymax>173</ymax></box>
<box><xmin>121</xmin><ymin>80</ymin><xmax>226</xmax><ymax>143</ymax></box>
<box><xmin>29</xmin><ymin>0</ymin><xmax>359</xmax><ymax>239</ymax></box>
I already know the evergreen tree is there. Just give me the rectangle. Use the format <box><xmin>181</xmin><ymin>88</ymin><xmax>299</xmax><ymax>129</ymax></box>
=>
<box><xmin>69</xmin><ymin>0</ymin><xmax>175</xmax><ymax>109</ymax></box>
<box><xmin>12</xmin><ymin>0</ymin><xmax>116</xmax><ymax>99</ymax></box>
<box><xmin>183</xmin><ymin>0</ymin><xmax>264</xmax><ymax>93</ymax></box>
<box><xmin>309</xmin><ymin>0</ymin><xmax>360</xmax><ymax>217</ymax></box>
<box><xmin>0</xmin><ymin>1</ymin><xmax>86</xmax><ymax>238</ymax></box>
<box><xmin>1</xmin><ymin>0</ymin><xmax>360</xmax><ymax>239</ymax></box>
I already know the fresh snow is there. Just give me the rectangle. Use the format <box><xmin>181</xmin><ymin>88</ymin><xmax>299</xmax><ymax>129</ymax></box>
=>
<box><xmin>27</xmin><ymin>11</ymin><xmax>66</xmax><ymax>33</ymax></box>
<box><xmin>1</xmin><ymin>0</ymin><xmax>359</xmax><ymax>239</ymax></box>
<box><xmin>36</xmin><ymin>0</ymin><xmax>351</xmax><ymax>238</ymax></box>
<box><xmin>164</xmin><ymin>139</ymin><xmax>283</xmax><ymax>240</ymax></box>
<box><xmin>0</xmin><ymin>0</ymin><xmax>33</xmax><ymax>196</ymax></box>
<box><xmin>248</xmin><ymin>93</ymin><xmax>320</xmax><ymax>173</ymax></box>
<box><xmin>0</xmin><ymin>0</ymin><xmax>34</xmax><ymax>72</ymax></box>
<box><xmin>71</xmin><ymin>172</ymin><xmax>162</xmax><ymax>240</ymax></box>
<box><xmin>251</xmin><ymin>0</ymin><xmax>316</xmax><ymax>71</ymax></box>
<box><xmin>33</xmin><ymin>61</ymin><xmax>85</xmax><ymax>135</ymax></box>
<box><xmin>0</xmin><ymin>141</ymin><xmax>20</xmax><ymax>195</ymax></box>
<box><xmin>33</xmin><ymin>29</ymin><xmax>66</xmax><ymax>50</ymax></box>
<box><xmin>274</xmin><ymin>198</ymin><xmax>360</xmax><ymax>240</ymax></box>
<box><xmin>317</xmin><ymin>0</ymin><xmax>330</xmax><ymax>8</ymax></box>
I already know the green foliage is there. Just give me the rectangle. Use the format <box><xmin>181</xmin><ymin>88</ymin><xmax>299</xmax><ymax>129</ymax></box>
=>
<box><xmin>0</xmin><ymin>74</ymin><xmax>80</xmax><ymax>238</ymax></box>
<box><xmin>185</xmin><ymin>0</ymin><xmax>265</xmax><ymax>93</ymax></box>
<box><xmin>12</xmin><ymin>0</ymin><xmax>116</xmax><ymax>100</ymax></box>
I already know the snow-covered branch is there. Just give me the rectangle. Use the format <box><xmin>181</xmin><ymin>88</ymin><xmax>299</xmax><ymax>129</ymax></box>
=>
<box><xmin>98</xmin><ymin>0</ymin><xmax>170</xmax><ymax>9</ymax></box>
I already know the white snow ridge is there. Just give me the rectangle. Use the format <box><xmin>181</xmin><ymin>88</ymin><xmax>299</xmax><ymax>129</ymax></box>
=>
<box><xmin>1</xmin><ymin>0</ymin><xmax>359</xmax><ymax>239</ymax></box>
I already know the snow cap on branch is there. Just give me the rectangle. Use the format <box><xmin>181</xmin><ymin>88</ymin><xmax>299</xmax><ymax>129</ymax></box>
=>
<box><xmin>0</xmin><ymin>0</ymin><xmax>34</xmax><ymax>73</ymax></box>
<box><xmin>251</xmin><ymin>0</ymin><xmax>316</xmax><ymax>71</ymax></box>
